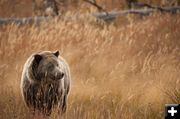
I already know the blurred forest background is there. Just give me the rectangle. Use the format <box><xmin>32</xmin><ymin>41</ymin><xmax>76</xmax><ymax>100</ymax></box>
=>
<box><xmin>0</xmin><ymin>0</ymin><xmax>180</xmax><ymax>17</ymax></box>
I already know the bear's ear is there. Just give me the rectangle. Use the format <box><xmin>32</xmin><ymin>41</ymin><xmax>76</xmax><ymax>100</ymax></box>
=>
<box><xmin>32</xmin><ymin>54</ymin><xmax>42</xmax><ymax>80</ymax></box>
<box><xmin>34</xmin><ymin>54</ymin><xmax>42</xmax><ymax>64</ymax></box>
<box><xmin>53</xmin><ymin>51</ymin><xmax>59</xmax><ymax>57</ymax></box>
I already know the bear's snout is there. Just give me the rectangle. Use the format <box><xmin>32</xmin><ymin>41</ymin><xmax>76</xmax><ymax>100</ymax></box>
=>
<box><xmin>55</xmin><ymin>72</ymin><xmax>64</xmax><ymax>80</ymax></box>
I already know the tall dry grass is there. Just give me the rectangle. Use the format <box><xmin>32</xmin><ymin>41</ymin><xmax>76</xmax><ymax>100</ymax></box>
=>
<box><xmin>0</xmin><ymin>4</ymin><xmax>180</xmax><ymax>119</ymax></box>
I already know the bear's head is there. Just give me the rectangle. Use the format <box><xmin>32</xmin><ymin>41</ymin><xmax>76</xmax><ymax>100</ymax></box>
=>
<box><xmin>31</xmin><ymin>51</ymin><xmax>64</xmax><ymax>82</ymax></box>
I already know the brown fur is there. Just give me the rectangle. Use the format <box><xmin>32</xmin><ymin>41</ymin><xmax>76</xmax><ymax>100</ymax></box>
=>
<box><xmin>20</xmin><ymin>51</ymin><xmax>71</xmax><ymax>115</ymax></box>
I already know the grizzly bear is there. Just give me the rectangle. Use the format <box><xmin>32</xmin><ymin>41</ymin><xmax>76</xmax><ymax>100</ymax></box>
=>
<box><xmin>20</xmin><ymin>51</ymin><xmax>71</xmax><ymax>115</ymax></box>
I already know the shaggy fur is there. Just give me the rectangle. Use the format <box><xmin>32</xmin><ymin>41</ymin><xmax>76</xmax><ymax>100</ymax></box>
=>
<box><xmin>20</xmin><ymin>51</ymin><xmax>71</xmax><ymax>115</ymax></box>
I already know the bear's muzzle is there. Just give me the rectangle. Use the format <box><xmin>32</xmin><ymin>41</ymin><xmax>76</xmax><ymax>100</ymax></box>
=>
<box><xmin>55</xmin><ymin>72</ymin><xmax>64</xmax><ymax>80</ymax></box>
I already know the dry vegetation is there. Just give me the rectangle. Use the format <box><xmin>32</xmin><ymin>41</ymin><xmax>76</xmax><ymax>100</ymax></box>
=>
<box><xmin>0</xmin><ymin>0</ymin><xmax>180</xmax><ymax>119</ymax></box>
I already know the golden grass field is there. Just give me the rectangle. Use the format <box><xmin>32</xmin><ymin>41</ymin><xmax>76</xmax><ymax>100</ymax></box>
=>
<box><xmin>0</xmin><ymin>0</ymin><xmax>180</xmax><ymax>119</ymax></box>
